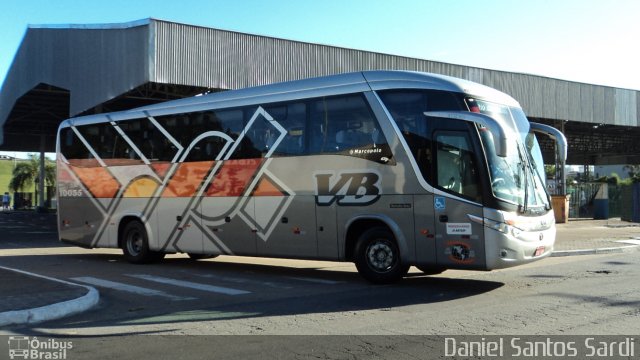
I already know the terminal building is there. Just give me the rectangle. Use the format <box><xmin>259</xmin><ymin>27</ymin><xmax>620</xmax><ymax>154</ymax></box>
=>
<box><xmin>1</xmin><ymin>18</ymin><xmax>639</xmax><ymax>168</ymax></box>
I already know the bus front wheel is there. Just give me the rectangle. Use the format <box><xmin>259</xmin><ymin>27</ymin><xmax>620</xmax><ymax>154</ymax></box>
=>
<box><xmin>121</xmin><ymin>220</ymin><xmax>165</xmax><ymax>264</ymax></box>
<box><xmin>354</xmin><ymin>227</ymin><xmax>409</xmax><ymax>284</ymax></box>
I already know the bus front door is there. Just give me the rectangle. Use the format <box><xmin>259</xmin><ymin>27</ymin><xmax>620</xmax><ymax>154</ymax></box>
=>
<box><xmin>431</xmin><ymin>125</ymin><xmax>486</xmax><ymax>269</ymax></box>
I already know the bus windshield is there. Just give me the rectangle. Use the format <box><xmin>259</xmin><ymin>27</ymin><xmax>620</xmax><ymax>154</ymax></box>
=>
<box><xmin>467</xmin><ymin>98</ymin><xmax>550</xmax><ymax>213</ymax></box>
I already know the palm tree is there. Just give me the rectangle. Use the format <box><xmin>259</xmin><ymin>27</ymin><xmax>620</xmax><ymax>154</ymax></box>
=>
<box><xmin>8</xmin><ymin>154</ymin><xmax>56</xmax><ymax>207</ymax></box>
<box><xmin>623</xmin><ymin>165</ymin><xmax>640</xmax><ymax>182</ymax></box>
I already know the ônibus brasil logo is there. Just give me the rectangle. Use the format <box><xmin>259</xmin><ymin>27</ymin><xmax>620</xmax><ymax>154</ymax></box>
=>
<box><xmin>8</xmin><ymin>337</ymin><xmax>73</xmax><ymax>360</ymax></box>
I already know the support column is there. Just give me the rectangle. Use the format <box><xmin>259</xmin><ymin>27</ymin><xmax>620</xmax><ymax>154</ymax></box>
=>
<box><xmin>551</xmin><ymin>119</ymin><xmax>567</xmax><ymax>195</ymax></box>
<box><xmin>39</xmin><ymin>133</ymin><xmax>46</xmax><ymax>210</ymax></box>
<box><xmin>557</xmin><ymin>121</ymin><xmax>566</xmax><ymax>195</ymax></box>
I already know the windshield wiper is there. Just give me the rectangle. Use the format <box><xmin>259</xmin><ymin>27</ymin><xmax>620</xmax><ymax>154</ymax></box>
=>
<box><xmin>518</xmin><ymin>147</ymin><xmax>529</xmax><ymax>214</ymax></box>
<box><xmin>521</xmin><ymin>166</ymin><xmax>529</xmax><ymax>214</ymax></box>
<box><xmin>523</xmin><ymin>146</ymin><xmax>554</xmax><ymax>212</ymax></box>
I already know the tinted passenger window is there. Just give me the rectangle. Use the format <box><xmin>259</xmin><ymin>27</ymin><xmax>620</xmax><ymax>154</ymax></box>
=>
<box><xmin>60</xmin><ymin>127</ymin><xmax>95</xmax><ymax>166</ymax></box>
<box><xmin>155</xmin><ymin>109</ymin><xmax>244</xmax><ymax>162</ymax></box>
<box><xmin>264</xmin><ymin>102</ymin><xmax>307</xmax><ymax>156</ymax></box>
<box><xmin>378</xmin><ymin>89</ymin><xmax>464</xmax><ymax>136</ymax></box>
<box><xmin>234</xmin><ymin>105</ymin><xmax>272</xmax><ymax>160</ymax></box>
<box><xmin>116</xmin><ymin>118</ymin><xmax>163</xmax><ymax>162</ymax></box>
<box><xmin>76</xmin><ymin>123</ymin><xmax>143</xmax><ymax>166</ymax></box>
<box><xmin>378</xmin><ymin>90</ymin><xmax>466</xmax><ymax>183</ymax></box>
<box><xmin>214</xmin><ymin>108</ymin><xmax>252</xmax><ymax>160</ymax></box>
<box><xmin>308</xmin><ymin>94</ymin><xmax>393</xmax><ymax>164</ymax></box>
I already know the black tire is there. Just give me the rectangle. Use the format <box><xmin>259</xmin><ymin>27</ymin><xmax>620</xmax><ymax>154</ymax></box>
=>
<box><xmin>121</xmin><ymin>220</ymin><xmax>165</xmax><ymax>264</ymax></box>
<box><xmin>354</xmin><ymin>227</ymin><xmax>409</xmax><ymax>284</ymax></box>
<box><xmin>415</xmin><ymin>265</ymin><xmax>445</xmax><ymax>275</ymax></box>
<box><xmin>187</xmin><ymin>253</ymin><xmax>219</xmax><ymax>260</ymax></box>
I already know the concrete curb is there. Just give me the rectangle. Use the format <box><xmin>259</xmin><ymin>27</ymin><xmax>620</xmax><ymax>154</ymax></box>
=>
<box><xmin>0</xmin><ymin>266</ymin><xmax>99</xmax><ymax>326</ymax></box>
<box><xmin>551</xmin><ymin>244</ymin><xmax>640</xmax><ymax>257</ymax></box>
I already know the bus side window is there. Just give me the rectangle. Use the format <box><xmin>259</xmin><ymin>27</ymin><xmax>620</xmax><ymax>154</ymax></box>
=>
<box><xmin>308</xmin><ymin>94</ymin><xmax>391</xmax><ymax>163</ymax></box>
<box><xmin>243</xmin><ymin>106</ymin><xmax>271</xmax><ymax>158</ymax></box>
<box><xmin>117</xmin><ymin>119</ymin><xmax>151</xmax><ymax>164</ymax></box>
<box><xmin>60</xmin><ymin>127</ymin><xmax>93</xmax><ymax>165</ymax></box>
<box><xmin>75</xmin><ymin>121</ymin><xmax>146</xmax><ymax>167</ymax></box>
<box><xmin>335</xmin><ymin>119</ymin><xmax>368</xmax><ymax>151</ymax></box>
<box><xmin>217</xmin><ymin>108</ymin><xmax>246</xmax><ymax>158</ymax></box>
<box><xmin>264</xmin><ymin>102</ymin><xmax>307</xmax><ymax>156</ymax></box>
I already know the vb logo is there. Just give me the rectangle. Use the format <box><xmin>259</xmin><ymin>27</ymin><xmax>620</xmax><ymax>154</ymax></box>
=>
<box><xmin>315</xmin><ymin>171</ymin><xmax>381</xmax><ymax>206</ymax></box>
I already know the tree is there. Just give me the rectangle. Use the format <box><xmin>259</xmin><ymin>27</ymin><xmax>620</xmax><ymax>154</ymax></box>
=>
<box><xmin>8</xmin><ymin>154</ymin><xmax>56</xmax><ymax>197</ymax></box>
<box><xmin>544</xmin><ymin>165</ymin><xmax>556</xmax><ymax>180</ymax></box>
<box><xmin>623</xmin><ymin>165</ymin><xmax>640</xmax><ymax>183</ymax></box>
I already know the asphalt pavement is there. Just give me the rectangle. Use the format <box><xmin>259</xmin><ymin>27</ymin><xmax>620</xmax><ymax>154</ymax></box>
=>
<box><xmin>0</xmin><ymin>210</ymin><xmax>638</xmax><ymax>327</ymax></box>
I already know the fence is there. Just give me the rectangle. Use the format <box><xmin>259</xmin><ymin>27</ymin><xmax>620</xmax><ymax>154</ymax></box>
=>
<box><xmin>620</xmin><ymin>183</ymin><xmax>640</xmax><ymax>222</ymax></box>
<box><xmin>12</xmin><ymin>192</ymin><xmax>34</xmax><ymax>209</ymax></box>
<box><xmin>567</xmin><ymin>183</ymin><xmax>634</xmax><ymax>220</ymax></box>
<box><xmin>10</xmin><ymin>186</ymin><xmax>56</xmax><ymax>210</ymax></box>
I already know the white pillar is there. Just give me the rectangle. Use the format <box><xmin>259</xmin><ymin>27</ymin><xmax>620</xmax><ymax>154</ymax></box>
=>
<box><xmin>39</xmin><ymin>134</ymin><xmax>46</xmax><ymax>209</ymax></box>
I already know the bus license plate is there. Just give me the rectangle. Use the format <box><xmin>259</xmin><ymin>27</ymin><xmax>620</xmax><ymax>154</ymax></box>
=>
<box><xmin>534</xmin><ymin>246</ymin><xmax>545</xmax><ymax>257</ymax></box>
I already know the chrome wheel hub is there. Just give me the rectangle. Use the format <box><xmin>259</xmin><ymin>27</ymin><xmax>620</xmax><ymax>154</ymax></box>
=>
<box><xmin>367</xmin><ymin>241</ymin><xmax>394</xmax><ymax>272</ymax></box>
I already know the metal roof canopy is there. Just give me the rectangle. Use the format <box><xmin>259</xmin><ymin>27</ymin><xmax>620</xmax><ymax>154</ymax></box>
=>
<box><xmin>1</xmin><ymin>18</ymin><xmax>639</xmax><ymax>165</ymax></box>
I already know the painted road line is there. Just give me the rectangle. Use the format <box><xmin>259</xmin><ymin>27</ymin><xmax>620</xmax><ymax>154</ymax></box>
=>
<box><xmin>617</xmin><ymin>239</ymin><xmax>640</xmax><ymax>245</ymax></box>
<box><xmin>283</xmin><ymin>276</ymin><xmax>345</xmax><ymax>285</ymax></box>
<box><xmin>186</xmin><ymin>271</ymin><xmax>293</xmax><ymax>290</ymax></box>
<box><xmin>127</xmin><ymin>274</ymin><xmax>250</xmax><ymax>296</ymax></box>
<box><xmin>71</xmin><ymin>276</ymin><xmax>195</xmax><ymax>301</ymax></box>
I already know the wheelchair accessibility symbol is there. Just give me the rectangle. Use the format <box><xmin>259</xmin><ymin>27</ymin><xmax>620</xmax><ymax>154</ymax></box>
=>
<box><xmin>434</xmin><ymin>197</ymin><xmax>446</xmax><ymax>211</ymax></box>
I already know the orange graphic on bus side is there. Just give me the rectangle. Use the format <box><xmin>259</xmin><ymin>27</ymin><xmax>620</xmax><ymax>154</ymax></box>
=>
<box><xmin>162</xmin><ymin>161</ymin><xmax>215</xmax><ymax>197</ymax></box>
<box><xmin>123</xmin><ymin>177</ymin><xmax>161</xmax><ymax>198</ymax></box>
<box><xmin>205</xmin><ymin>159</ymin><xmax>263</xmax><ymax>197</ymax></box>
<box><xmin>70</xmin><ymin>166</ymin><xmax>120</xmax><ymax>198</ymax></box>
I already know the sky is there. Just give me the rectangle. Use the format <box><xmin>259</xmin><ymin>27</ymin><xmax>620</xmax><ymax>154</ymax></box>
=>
<box><xmin>1</xmin><ymin>0</ymin><xmax>639</xmax><ymax>159</ymax></box>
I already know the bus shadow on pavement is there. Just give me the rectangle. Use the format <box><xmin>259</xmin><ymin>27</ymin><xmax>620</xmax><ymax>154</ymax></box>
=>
<box><xmin>2</xmin><ymin>252</ymin><xmax>504</xmax><ymax>332</ymax></box>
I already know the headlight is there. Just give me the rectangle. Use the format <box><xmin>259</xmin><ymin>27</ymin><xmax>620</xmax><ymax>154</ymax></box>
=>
<box><xmin>484</xmin><ymin>218</ymin><xmax>522</xmax><ymax>237</ymax></box>
<box><xmin>483</xmin><ymin>218</ymin><xmax>509</xmax><ymax>233</ymax></box>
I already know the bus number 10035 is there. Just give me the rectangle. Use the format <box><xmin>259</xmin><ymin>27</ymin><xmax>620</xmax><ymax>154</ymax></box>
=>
<box><xmin>59</xmin><ymin>189</ymin><xmax>84</xmax><ymax>197</ymax></box>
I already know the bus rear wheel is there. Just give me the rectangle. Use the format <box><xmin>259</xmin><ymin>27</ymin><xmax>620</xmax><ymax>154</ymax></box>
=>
<box><xmin>354</xmin><ymin>227</ymin><xmax>409</xmax><ymax>284</ymax></box>
<box><xmin>121</xmin><ymin>220</ymin><xmax>165</xmax><ymax>264</ymax></box>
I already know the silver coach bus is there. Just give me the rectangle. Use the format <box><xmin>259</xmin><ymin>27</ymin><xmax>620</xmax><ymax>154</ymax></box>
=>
<box><xmin>56</xmin><ymin>71</ymin><xmax>566</xmax><ymax>283</ymax></box>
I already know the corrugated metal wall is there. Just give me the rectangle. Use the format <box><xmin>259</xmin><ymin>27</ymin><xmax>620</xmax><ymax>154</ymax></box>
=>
<box><xmin>2</xmin><ymin>18</ymin><xmax>639</xmax><ymax>144</ymax></box>
<box><xmin>615</xmin><ymin>89</ymin><xmax>638</xmax><ymax>126</ymax></box>
<box><xmin>152</xmin><ymin>20</ymin><xmax>639</xmax><ymax>127</ymax></box>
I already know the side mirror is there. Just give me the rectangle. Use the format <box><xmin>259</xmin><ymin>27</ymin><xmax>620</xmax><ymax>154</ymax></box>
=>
<box><xmin>424</xmin><ymin>111</ymin><xmax>510</xmax><ymax>157</ymax></box>
<box><xmin>529</xmin><ymin>122</ymin><xmax>567</xmax><ymax>163</ymax></box>
<box><xmin>530</xmin><ymin>122</ymin><xmax>567</xmax><ymax>195</ymax></box>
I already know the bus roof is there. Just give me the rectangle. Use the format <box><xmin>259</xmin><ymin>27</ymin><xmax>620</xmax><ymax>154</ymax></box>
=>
<box><xmin>362</xmin><ymin>71</ymin><xmax>520</xmax><ymax>107</ymax></box>
<box><xmin>60</xmin><ymin>70</ymin><xmax>521</xmax><ymax>127</ymax></box>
